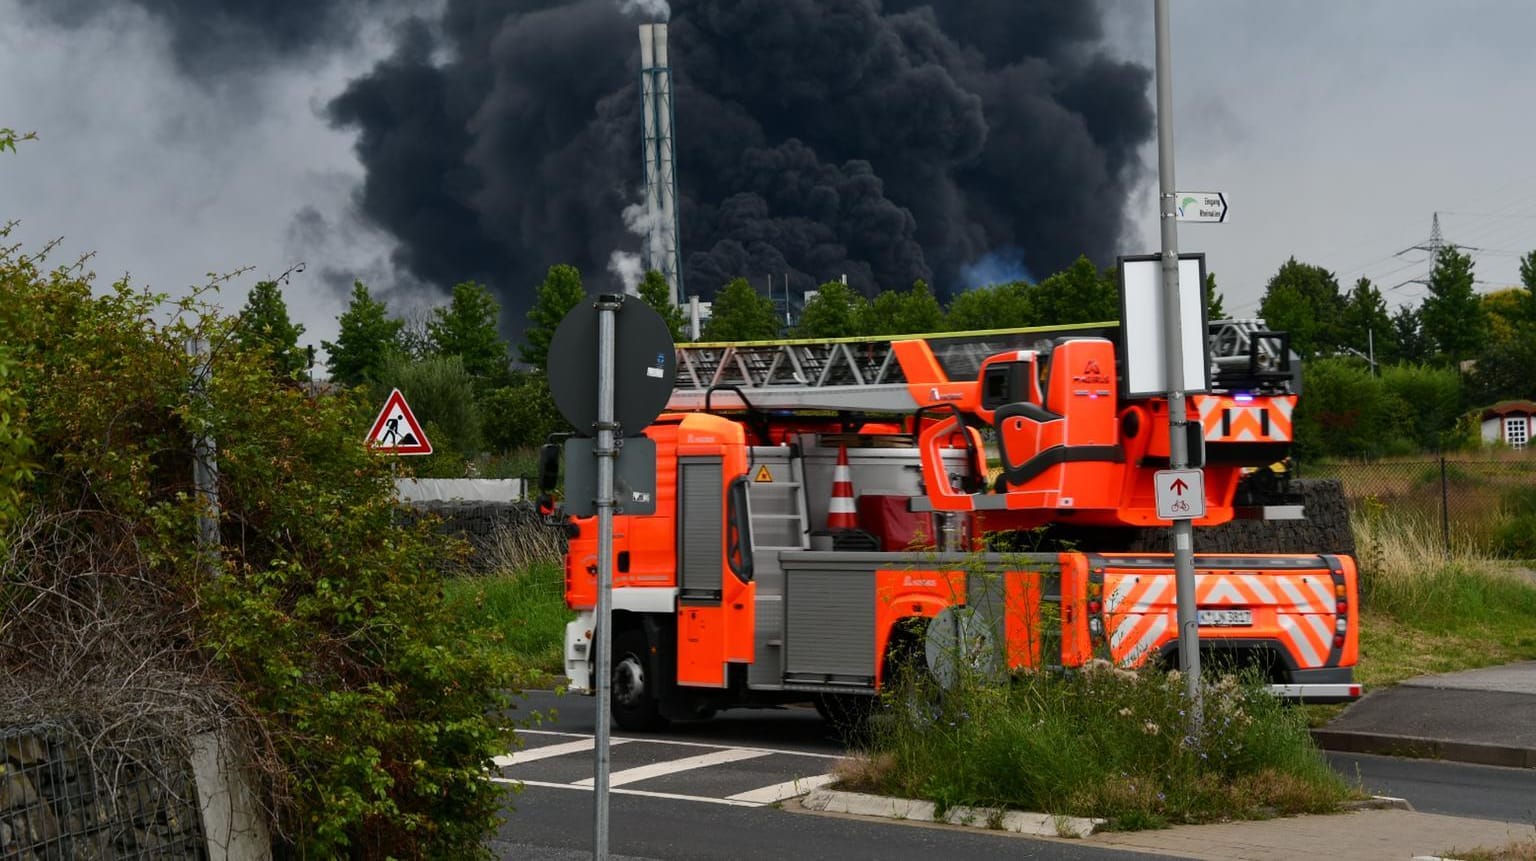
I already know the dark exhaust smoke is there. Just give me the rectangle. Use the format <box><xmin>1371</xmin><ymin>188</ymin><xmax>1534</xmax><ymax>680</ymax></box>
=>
<box><xmin>24</xmin><ymin>0</ymin><xmax>1154</xmax><ymax>332</ymax></box>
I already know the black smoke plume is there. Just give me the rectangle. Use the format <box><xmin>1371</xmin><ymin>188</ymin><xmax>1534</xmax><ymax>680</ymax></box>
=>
<box><xmin>26</xmin><ymin>0</ymin><xmax>1154</xmax><ymax>333</ymax></box>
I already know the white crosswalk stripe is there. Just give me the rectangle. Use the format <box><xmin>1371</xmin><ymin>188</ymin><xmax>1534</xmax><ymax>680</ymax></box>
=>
<box><xmin>493</xmin><ymin>736</ymin><xmax>631</xmax><ymax>768</ymax></box>
<box><xmin>573</xmin><ymin>748</ymin><xmax>768</xmax><ymax>788</ymax></box>
<box><xmin>498</xmin><ymin>729</ymin><xmax>838</xmax><ymax>807</ymax></box>
<box><xmin>724</xmin><ymin>774</ymin><xmax>838</xmax><ymax>804</ymax></box>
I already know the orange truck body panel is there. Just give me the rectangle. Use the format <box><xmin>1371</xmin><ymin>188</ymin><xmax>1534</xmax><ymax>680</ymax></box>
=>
<box><xmin>561</xmin><ymin>328</ymin><xmax>1361</xmax><ymax>715</ymax></box>
<box><xmin>1092</xmin><ymin>553</ymin><xmax>1359</xmax><ymax>674</ymax></box>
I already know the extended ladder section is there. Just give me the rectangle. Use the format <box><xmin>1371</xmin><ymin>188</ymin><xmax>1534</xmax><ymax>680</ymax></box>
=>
<box><xmin>669</xmin><ymin>324</ymin><xmax>1115</xmax><ymax>412</ymax></box>
<box><xmin>669</xmin><ymin>320</ymin><xmax>1294</xmax><ymax>414</ymax></box>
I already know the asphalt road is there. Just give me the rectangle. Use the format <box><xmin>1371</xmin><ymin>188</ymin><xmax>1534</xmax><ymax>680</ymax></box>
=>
<box><xmin>1324</xmin><ymin>751</ymin><xmax>1536</xmax><ymax>822</ymax></box>
<box><xmin>497</xmin><ymin>689</ymin><xmax>1536</xmax><ymax>859</ymax></box>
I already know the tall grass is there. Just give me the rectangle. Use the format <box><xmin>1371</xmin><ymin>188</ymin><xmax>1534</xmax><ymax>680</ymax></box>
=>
<box><xmin>442</xmin><ymin>561</ymin><xmax>571</xmax><ymax>675</ymax></box>
<box><xmin>1353</xmin><ymin>504</ymin><xmax>1536</xmax><ymax>630</ymax></box>
<box><xmin>848</xmin><ymin>666</ymin><xmax>1351</xmax><ymax>831</ymax></box>
<box><xmin>1316</xmin><ymin>456</ymin><xmax>1536</xmax><ymax>558</ymax></box>
<box><xmin>1350</xmin><ymin>503</ymin><xmax>1536</xmax><ymax>686</ymax></box>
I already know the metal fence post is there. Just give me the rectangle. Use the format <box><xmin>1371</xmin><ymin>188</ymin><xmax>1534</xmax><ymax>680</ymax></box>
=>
<box><xmin>1440</xmin><ymin>455</ymin><xmax>1451</xmax><ymax>557</ymax></box>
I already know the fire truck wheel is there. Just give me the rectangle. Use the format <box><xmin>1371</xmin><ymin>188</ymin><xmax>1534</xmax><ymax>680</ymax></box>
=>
<box><xmin>611</xmin><ymin>628</ymin><xmax>668</xmax><ymax>731</ymax></box>
<box><xmin>813</xmin><ymin>694</ymin><xmax>873</xmax><ymax>740</ymax></box>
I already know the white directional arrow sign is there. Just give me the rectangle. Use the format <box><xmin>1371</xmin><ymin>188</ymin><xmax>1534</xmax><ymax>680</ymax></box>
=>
<box><xmin>1175</xmin><ymin>191</ymin><xmax>1227</xmax><ymax>223</ymax></box>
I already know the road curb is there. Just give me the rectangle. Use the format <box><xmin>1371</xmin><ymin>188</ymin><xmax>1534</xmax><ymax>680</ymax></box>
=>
<box><xmin>799</xmin><ymin>788</ymin><xmax>1105</xmax><ymax>838</ymax></box>
<box><xmin>1312</xmin><ymin>729</ymin><xmax>1536</xmax><ymax>769</ymax></box>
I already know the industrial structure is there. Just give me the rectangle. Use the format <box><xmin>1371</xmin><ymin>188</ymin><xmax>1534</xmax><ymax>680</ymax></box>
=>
<box><xmin>638</xmin><ymin>23</ymin><xmax>682</xmax><ymax>308</ymax></box>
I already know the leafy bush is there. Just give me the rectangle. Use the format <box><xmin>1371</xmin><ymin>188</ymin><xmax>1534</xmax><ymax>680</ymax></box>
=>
<box><xmin>1295</xmin><ymin>359</ymin><xmax>1470</xmax><ymax>459</ymax></box>
<box><xmin>855</xmin><ymin>664</ymin><xmax>1348</xmax><ymax>830</ymax></box>
<box><xmin>480</xmin><ymin>373</ymin><xmax>568</xmax><ymax>452</ymax></box>
<box><xmin>0</xmin><ymin>346</ymin><xmax>33</xmax><ymax>539</ymax></box>
<box><xmin>1379</xmin><ymin>364</ymin><xmax>1466</xmax><ymax>451</ymax></box>
<box><xmin>377</xmin><ymin>353</ymin><xmax>484</xmax><ymax>462</ymax></box>
<box><xmin>1492</xmin><ymin>485</ymin><xmax>1536</xmax><ymax>558</ymax></box>
<box><xmin>0</xmin><ymin>247</ymin><xmax>521</xmax><ymax>858</ymax></box>
<box><xmin>1295</xmin><ymin>359</ymin><xmax>1398</xmax><ymax>459</ymax></box>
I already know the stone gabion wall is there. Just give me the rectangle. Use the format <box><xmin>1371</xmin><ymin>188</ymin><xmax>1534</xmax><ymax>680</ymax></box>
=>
<box><xmin>399</xmin><ymin>501</ymin><xmax>568</xmax><ymax>572</ymax></box>
<box><xmin>1129</xmin><ymin>479</ymin><xmax>1357</xmax><ymax>557</ymax></box>
<box><xmin>0</xmin><ymin>725</ymin><xmax>206</xmax><ymax>860</ymax></box>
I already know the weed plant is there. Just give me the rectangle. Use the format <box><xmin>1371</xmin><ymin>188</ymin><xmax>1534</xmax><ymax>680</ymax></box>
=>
<box><xmin>853</xmin><ymin>664</ymin><xmax>1350</xmax><ymax>830</ymax></box>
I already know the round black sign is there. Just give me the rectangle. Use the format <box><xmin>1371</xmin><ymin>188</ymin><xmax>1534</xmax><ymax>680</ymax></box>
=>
<box><xmin>547</xmin><ymin>295</ymin><xmax>677</xmax><ymax>434</ymax></box>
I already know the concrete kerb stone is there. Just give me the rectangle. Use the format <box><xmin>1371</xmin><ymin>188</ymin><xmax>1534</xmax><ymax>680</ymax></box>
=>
<box><xmin>800</xmin><ymin>789</ymin><xmax>1105</xmax><ymax>839</ymax></box>
<box><xmin>1312</xmin><ymin>728</ymin><xmax>1536</xmax><ymax>770</ymax></box>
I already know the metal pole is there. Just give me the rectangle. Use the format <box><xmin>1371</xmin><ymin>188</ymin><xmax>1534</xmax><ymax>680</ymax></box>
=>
<box><xmin>1155</xmin><ymin>0</ymin><xmax>1202</xmax><ymax>736</ymax></box>
<box><xmin>187</xmin><ymin>335</ymin><xmax>220</xmax><ymax>574</ymax></box>
<box><xmin>592</xmin><ymin>294</ymin><xmax>622</xmax><ymax>860</ymax></box>
<box><xmin>1440</xmin><ymin>454</ymin><xmax>1451</xmax><ymax>558</ymax></box>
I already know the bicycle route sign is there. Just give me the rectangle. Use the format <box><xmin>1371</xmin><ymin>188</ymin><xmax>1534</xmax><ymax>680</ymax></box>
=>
<box><xmin>1154</xmin><ymin>468</ymin><xmax>1206</xmax><ymax>520</ymax></box>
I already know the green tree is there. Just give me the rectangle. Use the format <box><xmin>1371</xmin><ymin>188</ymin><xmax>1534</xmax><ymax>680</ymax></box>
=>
<box><xmin>1420</xmin><ymin>246</ymin><xmax>1487</xmax><ymax>368</ymax></box>
<box><xmin>1028</xmin><ymin>256</ymin><xmax>1119</xmax><ymax>324</ymax></box>
<box><xmin>1481</xmin><ymin>287</ymin><xmax>1530</xmax><ymax>334</ymax></box>
<box><xmin>1338</xmin><ymin>277</ymin><xmax>1396</xmax><ymax>369</ymax></box>
<box><xmin>946</xmin><ymin>281</ymin><xmax>1033</xmax><ymax>332</ymax></box>
<box><xmin>522</xmin><ymin>264</ymin><xmax>586</xmax><ymax>370</ymax></box>
<box><xmin>637</xmin><ymin>269</ymin><xmax>687</xmax><ymax>342</ymax></box>
<box><xmin>1518</xmin><ymin>249</ymin><xmax>1536</xmax><ymax>321</ymax></box>
<box><xmin>428</xmin><ymin>281</ymin><xmax>509</xmax><ymax>386</ymax></box>
<box><xmin>377</xmin><ymin>353</ymin><xmax>484</xmax><ymax>464</ymax></box>
<box><xmin>323</xmin><ymin>281</ymin><xmax>405</xmax><ymax>388</ymax></box>
<box><xmin>1205</xmin><ymin>272</ymin><xmax>1226</xmax><ymax>321</ymax></box>
<box><xmin>702</xmin><ymin>277</ymin><xmax>781</xmax><ymax>341</ymax></box>
<box><xmin>481</xmin><ymin>372</ymin><xmax>568</xmax><ymax>452</ymax></box>
<box><xmin>1468</xmin><ymin>326</ymin><xmax>1536</xmax><ymax>406</ymax></box>
<box><xmin>1258</xmin><ymin>258</ymin><xmax>1346</xmax><ymax>358</ymax></box>
<box><xmin>235</xmin><ymin>280</ymin><xmax>309</xmax><ymax>379</ymax></box>
<box><xmin>1468</xmin><ymin>289</ymin><xmax>1536</xmax><ymax>405</ymax></box>
<box><xmin>1391</xmin><ymin>304</ymin><xmax>1432</xmax><ymax>365</ymax></box>
<box><xmin>0</xmin><ymin>246</ymin><xmax>515</xmax><ymax>857</ymax></box>
<box><xmin>857</xmin><ymin>279</ymin><xmax>946</xmax><ymax>336</ymax></box>
<box><xmin>794</xmin><ymin>280</ymin><xmax>869</xmax><ymax>338</ymax></box>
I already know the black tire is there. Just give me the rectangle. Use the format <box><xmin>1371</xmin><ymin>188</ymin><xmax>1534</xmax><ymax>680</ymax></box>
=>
<box><xmin>814</xmin><ymin>693</ymin><xmax>875</xmax><ymax>741</ymax></box>
<box><xmin>611</xmin><ymin>627</ymin><xmax>668</xmax><ymax>732</ymax></box>
<box><xmin>882</xmin><ymin>618</ymin><xmax>944</xmax><ymax>731</ymax></box>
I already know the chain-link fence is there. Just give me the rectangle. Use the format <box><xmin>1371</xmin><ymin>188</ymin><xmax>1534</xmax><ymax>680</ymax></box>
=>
<box><xmin>1298</xmin><ymin>455</ymin><xmax>1536</xmax><ymax>557</ymax></box>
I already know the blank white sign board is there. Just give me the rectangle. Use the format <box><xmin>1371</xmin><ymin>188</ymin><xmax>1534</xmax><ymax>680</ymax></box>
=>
<box><xmin>1119</xmin><ymin>254</ymin><xmax>1209</xmax><ymax>397</ymax></box>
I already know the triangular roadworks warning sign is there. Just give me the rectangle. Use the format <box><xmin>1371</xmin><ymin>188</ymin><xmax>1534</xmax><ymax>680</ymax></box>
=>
<box><xmin>366</xmin><ymin>388</ymin><xmax>433</xmax><ymax>455</ymax></box>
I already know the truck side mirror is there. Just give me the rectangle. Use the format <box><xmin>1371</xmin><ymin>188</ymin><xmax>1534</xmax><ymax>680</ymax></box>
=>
<box><xmin>538</xmin><ymin>442</ymin><xmax>561</xmax><ymax>493</ymax></box>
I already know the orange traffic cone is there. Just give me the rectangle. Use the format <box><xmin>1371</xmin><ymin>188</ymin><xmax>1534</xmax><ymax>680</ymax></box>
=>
<box><xmin>828</xmin><ymin>445</ymin><xmax>857</xmax><ymax>531</ymax></box>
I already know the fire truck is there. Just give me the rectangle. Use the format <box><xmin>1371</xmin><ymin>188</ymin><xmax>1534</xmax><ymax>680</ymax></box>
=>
<box><xmin>547</xmin><ymin>321</ymin><xmax>1360</xmax><ymax>730</ymax></box>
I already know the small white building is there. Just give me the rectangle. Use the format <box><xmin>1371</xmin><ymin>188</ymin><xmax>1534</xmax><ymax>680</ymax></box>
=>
<box><xmin>1480</xmin><ymin>401</ymin><xmax>1536</xmax><ymax>449</ymax></box>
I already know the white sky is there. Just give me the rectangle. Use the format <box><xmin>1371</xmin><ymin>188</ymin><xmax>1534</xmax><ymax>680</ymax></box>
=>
<box><xmin>1113</xmin><ymin>0</ymin><xmax>1536</xmax><ymax>317</ymax></box>
<box><xmin>2</xmin><ymin>0</ymin><xmax>1533</xmax><ymax>353</ymax></box>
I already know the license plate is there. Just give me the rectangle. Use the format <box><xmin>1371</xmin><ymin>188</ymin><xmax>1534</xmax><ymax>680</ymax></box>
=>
<box><xmin>1198</xmin><ymin>609</ymin><xmax>1253</xmax><ymax>627</ymax></box>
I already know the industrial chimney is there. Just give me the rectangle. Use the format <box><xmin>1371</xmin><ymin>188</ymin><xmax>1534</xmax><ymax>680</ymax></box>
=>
<box><xmin>638</xmin><ymin>23</ymin><xmax>682</xmax><ymax>307</ymax></box>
